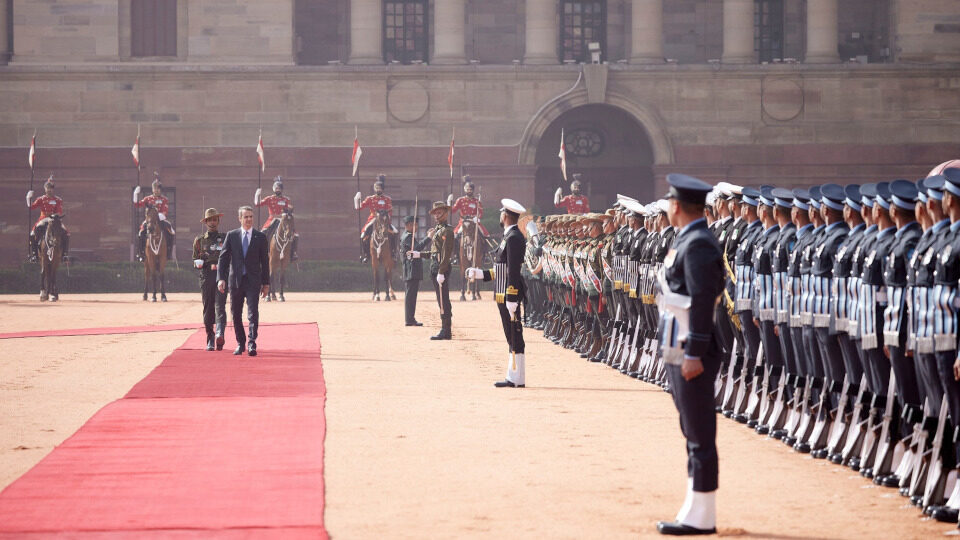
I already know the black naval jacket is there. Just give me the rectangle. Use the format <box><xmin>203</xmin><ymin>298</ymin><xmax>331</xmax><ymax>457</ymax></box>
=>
<box><xmin>483</xmin><ymin>224</ymin><xmax>527</xmax><ymax>303</ymax></box>
<box><xmin>664</xmin><ymin>218</ymin><xmax>724</xmax><ymax>359</ymax></box>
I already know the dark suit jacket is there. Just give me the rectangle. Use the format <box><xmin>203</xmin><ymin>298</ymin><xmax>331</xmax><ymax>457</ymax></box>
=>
<box><xmin>217</xmin><ymin>227</ymin><xmax>270</xmax><ymax>289</ymax></box>
<box><xmin>400</xmin><ymin>231</ymin><xmax>427</xmax><ymax>282</ymax></box>
<box><xmin>664</xmin><ymin>218</ymin><xmax>724</xmax><ymax>361</ymax></box>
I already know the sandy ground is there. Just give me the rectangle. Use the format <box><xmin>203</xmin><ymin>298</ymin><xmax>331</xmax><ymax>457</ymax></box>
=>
<box><xmin>0</xmin><ymin>291</ymin><xmax>950</xmax><ymax>539</ymax></box>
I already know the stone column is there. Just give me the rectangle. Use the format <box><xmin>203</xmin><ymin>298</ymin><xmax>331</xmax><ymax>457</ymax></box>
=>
<box><xmin>805</xmin><ymin>0</ymin><xmax>840</xmax><ymax>63</ymax></box>
<box><xmin>0</xmin><ymin>0</ymin><xmax>8</xmax><ymax>64</ymax></box>
<box><xmin>349</xmin><ymin>0</ymin><xmax>383</xmax><ymax>64</ymax></box>
<box><xmin>523</xmin><ymin>0</ymin><xmax>557</xmax><ymax>64</ymax></box>
<box><xmin>721</xmin><ymin>0</ymin><xmax>754</xmax><ymax>64</ymax></box>
<box><xmin>630</xmin><ymin>0</ymin><xmax>663</xmax><ymax>63</ymax></box>
<box><xmin>433</xmin><ymin>0</ymin><xmax>466</xmax><ymax>64</ymax></box>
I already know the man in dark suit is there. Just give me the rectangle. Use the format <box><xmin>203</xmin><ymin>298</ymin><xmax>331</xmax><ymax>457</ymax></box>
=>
<box><xmin>217</xmin><ymin>205</ymin><xmax>270</xmax><ymax>356</ymax></box>
<box><xmin>655</xmin><ymin>174</ymin><xmax>724</xmax><ymax>536</ymax></box>
<box><xmin>401</xmin><ymin>214</ymin><xmax>427</xmax><ymax>326</ymax></box>
<box><xmin>467</xmin><ymin>198</ymin><xmax>528</xmax><ymax>388</ymax></box>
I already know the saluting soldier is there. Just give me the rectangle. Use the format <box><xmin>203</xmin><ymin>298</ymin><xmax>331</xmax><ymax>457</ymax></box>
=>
<box><xmin>467</xmin><ymin>199</ymin><xmax>529</xmax><ymax>388</ymax></box>
<box><xmin>655</xmin><ymin>174</ymin><xmax>724</xmax><ymax>536</ymax></box>
<box><xmin>192</xmin><ymin>208</ymin><xmax>227</xmax><ymax>351</ymax></box>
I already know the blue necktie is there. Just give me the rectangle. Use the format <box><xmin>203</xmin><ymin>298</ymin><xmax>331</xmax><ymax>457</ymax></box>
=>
<box><xmin>241</xmin><ymin>231</ymin><xmax>249</xmax><ymax>276</ymax></box>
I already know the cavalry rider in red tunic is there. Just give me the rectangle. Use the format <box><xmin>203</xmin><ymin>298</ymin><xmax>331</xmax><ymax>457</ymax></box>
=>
<box><xmin>255</xmin><ymin>176</ymin><xmax>299</xmax><ymax>261</ymax></box>
<box><xmin>26</xmin><ymin>176</ymin><xmax>70</xmax><ymax>262</ymax></box>
<box><xmin>133</xmin><ymin>173</ymin><xmax>175</xmax><ymax>261</ymax></box>
<box><xmin>450</xmin><ymin>176</ymin><xmax>490</xmax><ymax>241</ymax></box>
<box><xmin>354</xmin><ymin>174</ymin><xmax>397</xmax><ymax>262</ymax></box>
<box><xmin>554</xmin><ymin>173</ymin><xmax>591</xmax><ymax>215</ymax></box>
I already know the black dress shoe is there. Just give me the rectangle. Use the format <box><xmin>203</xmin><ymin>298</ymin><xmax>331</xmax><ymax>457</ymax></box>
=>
<box><xmin>656</xmin><ymin>521</ymin><xmax>716</xmax><ymax>536</ymax></box>
<box><xmin>216</xmin><ymin>336</ymin><xmax>225</xmax><ymax>351</ymax></box>
<box><xmin>405</xmin><ymin>321</ymin><xmax>424</xmax><ymax>327</ymax></box>
<box><xmin>933</xmin><ymin>506</ymin><xmax>959</xmax><ymax>523</ymax></box>
<box><xmin>233</xmin><ymin>345</ymin><xmax>245</xmax><ymax>355</ymax></box>
<box><xmin>880</xmin><ymin>474</ymin><xmax>900</xmax><ymax>488</ymax></box>
<box><xmin>493</xmin><ymin>380</ymin><xmax>524</xmax><ymax>388</ymax></box>
<box><xmin>248</xmin><ymin>342</ymin><xmax>257</xmax><ymax>357</ymax></box>
<box><xmin>206</xmin><ymin>336</ymin><xmax>215</xmax><ymax>351</ymax></box>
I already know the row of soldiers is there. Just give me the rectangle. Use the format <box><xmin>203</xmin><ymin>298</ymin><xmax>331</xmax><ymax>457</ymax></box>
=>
<box><xmin>522</xmin><ymin>169</ymin><xmax>960</xmax><ymax>532</ymax></box>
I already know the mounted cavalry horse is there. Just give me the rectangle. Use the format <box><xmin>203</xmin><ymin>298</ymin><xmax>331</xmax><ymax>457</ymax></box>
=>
<box><xmin>37</xmin><ymin>214</ymin><xmax>66</xmax><ymax>302</ymax></box>
<box><xmin>267</xmin><ymin>209</ymin><xmax>295</xmax><ymax>302</ymax></box>
<box><xmin>369</xmin><ymin>208</ymin><xmax>397</xmax><ymax>301</ymax></box>
<box><xmin>459</xmin><ymin>217</ymin><xmax>488</xmax><ymax>301</ymax></box>
<box><xmin>142</xmin><ymin>206</ymin><xmax>168</xmax><ymax>302</ymax></box>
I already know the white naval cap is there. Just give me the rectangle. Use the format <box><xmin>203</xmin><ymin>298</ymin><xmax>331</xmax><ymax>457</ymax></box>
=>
<box><xmin>623</xmin><ymin>199</ymin><xmax>647</xmax><ymax>216</ymax></box>
<box><xmin>657</xmin><ymin>199</ymin><xmax>671</xmax><ymax>213</ymax></box>
<box><xmin>500</xmin><ymin>198</ymin><xmax>526</xmax><ymax>216</ymax></box>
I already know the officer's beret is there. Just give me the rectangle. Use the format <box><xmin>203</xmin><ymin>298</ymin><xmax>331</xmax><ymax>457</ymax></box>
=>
<box><xmin>889</xmin><ymin>179</ymin><xmax>918</xmax><ymax>210</ymax></box>
<box><xmin>875</xmin><ymin>182</ymin><xmax>891</xmax><ymax>209</ymax></box>
<box><xmin>666</xmin><ymin>173</ymin><xmax>713</xmax><ymax>205</ymax></box>
<box><xmin>925</xmin><ymin>175</ymin><xmax>946</xmax><ymax>201</ymax></box>
<box><xmin>740</xmin><ymin>187</ymin><xmax>760</xmax><ymax>207</ymax></box>
<box><xmin>859</xmin><ymin>183</ymin><xmax>877</xmax><ymax>208</ymax></box>
<box><xmin>844</xmin><ymin>184</ymin><xmax>862</xmax><ymax>211</ymax></box>
<box><xmin>820</xmin><ymin>184</ymin><xmax>846</xmax><ymax>211</ymax></box>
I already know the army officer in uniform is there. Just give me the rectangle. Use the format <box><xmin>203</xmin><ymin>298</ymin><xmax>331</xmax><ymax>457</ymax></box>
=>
<box><xmin>467</xmin><ymin>199</ymin><xmax>528</xmax><ymax>388</ymax></box>
<box><xmin>656</xmin><ymin>174</ymin><xmax>724</xmax><ymax>536</ymax></box>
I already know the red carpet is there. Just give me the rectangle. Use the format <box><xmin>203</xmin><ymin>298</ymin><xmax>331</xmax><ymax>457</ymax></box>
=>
<box><xmin>0</xmin><ymin>323</ymin><xmax>327</xmax><ymax>539</ymax></box>
<box><xmin>0</xmin><ymin>322</ymin><xmax>306</xmax><ymax>340</ymax></box>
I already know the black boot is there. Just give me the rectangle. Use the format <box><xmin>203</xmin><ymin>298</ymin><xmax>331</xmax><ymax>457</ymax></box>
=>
<box><xmin>28</xmin><ymin>233</ymin><xmax>38</xmax><ymax>263</ymax></box>
<box><xmin>431</xmin><ymin>315</ymin><xmax>452</xmax><ymax>340</ymax></box>
<box><xmin>61</xmin><ymin>234</ymin><xmax>70</xmax><ymax>262</ymax></box>
<box><xmin>360</xmin><ymin>234</ymin><xmax>370</xmax><ymax>263</ymax></box>
<box><xmin>137</xmin><ymin>230</ymin><xmax>146</xmax><ymax>262</ymax></box>
<box><xmin>165</xmin><ymin>227</ymin><xmax>174</xmax><ymax>259</ymax></box>
<box><xmin>205</xmin><ymin>325</ymin><xmax>215</xmax><ymax>351</ymax></box>
<box><xmin>292</xmin><ymin>234</ymin><xmax>300</xmax><ymax>261</ymax></box>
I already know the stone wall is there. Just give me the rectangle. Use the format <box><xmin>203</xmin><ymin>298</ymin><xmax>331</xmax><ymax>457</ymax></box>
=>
<box><xmin>897</xmin><ymin>0</ymin><xmax>960</xmax><ymax>62</ymax></box>
<box><xmin>12</xmin><ymin>0</ymin><xmax>119</xmax><ymax>62</ymax></box>
<box><xmin>10</xmin><ymin>0</ymin><xmax>293</xmax><ymax>64</ymax></box>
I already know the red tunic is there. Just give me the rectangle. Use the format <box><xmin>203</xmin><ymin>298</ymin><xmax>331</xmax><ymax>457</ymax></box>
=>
<box><xmin>556</xmin><ymin>195</ymin><xmax>590</xmax><ymax>215</ymax></box>
<box><xmin>30</xmin><ymin>195</ymin><xmax>64</xmax><ymax>228</ymax></box>
<box><xmin>256</xmin><ymin>194</ymin><xmax>293</xmax><ymax>228</ymax></box>
<box><xmin>134</xmin><ymin>194</ymin><xmax>170</xmax><ymax>215</ymax></box>
<box><xmin>359</xmin><ymin>194</ymin><xmax>393</xmax><ymax>231</ymax></box>
<box><xmin>451</xmin><ymin>196</ymin><xmax>489</xmax><ymax>236</ymax></box>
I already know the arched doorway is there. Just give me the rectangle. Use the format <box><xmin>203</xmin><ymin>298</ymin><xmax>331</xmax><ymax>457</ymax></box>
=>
<box><xmin>533</xmin><ymin>103</ymin><xmax>656</xmax><ymax>213</ymax></box>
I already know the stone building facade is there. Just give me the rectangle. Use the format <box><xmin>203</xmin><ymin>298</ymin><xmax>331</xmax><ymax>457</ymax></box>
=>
<box><xmin>0</xmin><ymin>0</ymin><xmax>958</xmax><ymax>262</ymax></box>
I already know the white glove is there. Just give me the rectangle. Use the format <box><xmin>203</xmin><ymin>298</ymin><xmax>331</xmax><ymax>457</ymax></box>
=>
<box><xmin>407</xmin><ymin>251</ymin><xmax>420</xmax><ymax>259</ymax></box>
<box><xmin>506</xmin><ymin>301</ymin><xmax>519</xmax><ymax>318</ymax></box>
<box><xmin>554</xmin><ymin>187</ymin><xmax>563</xmax><ymax>206</ymax></box>
<box><xmin>436</xmin><ymin>273</ymin><xmax>446</xmax><ymax>285</ymax></box>
<box><xmin>446</xmin><ymin>193</ymin><xmax>455</xmax><ymax>207</ymax></box>
<box><xmin>25</xmin><ymin>190</ymin><xmax>34</xmax><ymax>207</ymax></box>
<box><xmin>353</xmin><ymin>192</ymin><xmax>362</xmax><ymax>210</ymax></box>
<box><xmin>254</xmin><ymin>188</ymin><xmax>262</xmax><ymax>205</ymax></box>
<box><xmin>133</xmin><ymin>186</ymin><xmax>141</xmax><ymax>202</ymax></box>
<box><xmin>193</xmin><ymin>259</ymin><xmax>203</xmax><ymax>269</ymax></box>
<box><xmin>466</xmin><ymin>267</ymin><xmax>484</xmax><ymax>280</ymax></box>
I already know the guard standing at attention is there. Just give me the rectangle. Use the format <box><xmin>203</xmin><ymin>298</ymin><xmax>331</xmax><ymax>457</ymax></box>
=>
<box><xmin>192</xmin><ymin>208</ymin><xmax>227</xmax><ymax>351</ymax></box>
<box><xmin>655</xmin><ymin>174</ymin><xmax>724</xmax><ymax>536</ymax></box>
<box><xmin>467</xmin><ymin>199</ymin><xmax>529</xmax><ymax>388</ymax></box>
